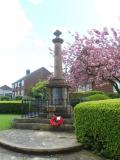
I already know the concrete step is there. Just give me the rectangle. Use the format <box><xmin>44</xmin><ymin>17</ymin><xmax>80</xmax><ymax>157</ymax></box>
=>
<box><xmin>13</xmin><ymin>123</ymin><xmax>74</xmax><ymax>132</ymax></box>
<box><xmin>13</xmin><ymin>118</ymin><xmax>73</xmax><ymax>124</ymax></box>
<box><xmin>0</xmin><ymin>129</ymin><xmax>83</xmax><ymax>154</ymax></box>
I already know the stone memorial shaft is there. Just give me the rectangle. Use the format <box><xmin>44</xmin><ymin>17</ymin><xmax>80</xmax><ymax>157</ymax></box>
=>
<box><xmin>53</xmin><ymin>30</ymin><xmax>64</xmax><ymax>79</ymax></box>
<box><xmin>46</xmin><ymin>30</ymin><xmax>71</xmax><ymax>118</ymax></box>
<box><xmin>47</xmin><ymin>30</ymin><xmax>69</xmax><ymax>111</ymax></box>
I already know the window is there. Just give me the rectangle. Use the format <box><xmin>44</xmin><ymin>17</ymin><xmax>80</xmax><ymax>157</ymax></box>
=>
<box><xmin>12</xmin><ymin>84</ymin><xmax>15</xmax><ymax>89</ymax></box>
<box><xmin>78</xmin><ymin>84</ymin><xmax>92</xmax><ymax>91</ymax></box>
<box><xmin>19</xmin><ymin>82</ymin><xmax>22</xmax><ymax>87</ymax></box>
<box><xmin>21</xmin><ymin>80</ymin><xmax>24</xmax><ymax>86</ymax></box>
<box><xmin>21</xmin><ymin>90</ymin><xmax>24</xmax><ymax>96</ymax></box>
<box><xmin>15</xmin><ymin>83</ymin><xmax>17</xmax><ymax>88</ymax></box>
<box><xmin>18</xmin><ymin>90</ymin><xmax>20</xmax><ymax>95</ymax></box>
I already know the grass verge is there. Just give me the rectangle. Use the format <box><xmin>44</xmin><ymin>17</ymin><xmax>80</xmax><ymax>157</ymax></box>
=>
<box><xmin>0</xmin><ymin>114</ymin><xmax>20</xmax><ymax>130</ymax></box>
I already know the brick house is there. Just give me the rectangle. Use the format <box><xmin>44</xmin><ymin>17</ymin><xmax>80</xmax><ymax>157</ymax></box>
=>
<box><xmin>78</xmin><ymin>82</ymin><xmax>114</xmax><ymax>93</ymax></box>
<box><xmin>92</xmin><ymin>83</ymin><xmax>113</xmax><ymax>93</ymax></box>
<box><xmin>12</xmin><ymin>67</ymin><xmax>51</xmax><ymax>97</ymax></box>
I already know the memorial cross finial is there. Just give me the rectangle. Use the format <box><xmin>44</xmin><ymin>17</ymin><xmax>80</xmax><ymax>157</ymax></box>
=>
<box><xmin>54</xmin><ymin>30</ymin><xmax>62</xmax><ymax>38</ymax></box>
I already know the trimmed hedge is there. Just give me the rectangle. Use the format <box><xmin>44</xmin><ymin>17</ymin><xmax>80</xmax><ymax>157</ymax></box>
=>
<box><xmin>107</xmin><ymin>93</ymin><xmax>120</xmax><ymax>99</ymax></box>
<box><xmin>69</xmin><ymin>91</ymin><xmax>105</xmax><ymax>107</ymax></box>
<box><xmin>0</xmin><ymin>101</ymin><xmax>28</xmax><ymax>114</ymax></box>
<box><xmin>69</xmin><ymin>91</ymin><xmax>104</xmax><ymax>99</ymax></box>
<box><xmin>0</xmin><ymin>96</ymin><xmax>11</xmax><ymax>101</ymax></box>
<box><xmin>69</xmin><ymin>97</ymin><xmax>86</xmax><ymax>107</ymax></box>
<box><xmin>74</xmin><ymin>99</ymin><xmax>120</xmax><ymax>159</ymax></box>
<box><xmin>0</xmin><ymin>101</ymin><xmax>21</xmax><ymax>103</ymax></box>
<box><xmin>86</xmin><ymin>93</ymin><xmax>110</xmax><ymax>101</ymax></box>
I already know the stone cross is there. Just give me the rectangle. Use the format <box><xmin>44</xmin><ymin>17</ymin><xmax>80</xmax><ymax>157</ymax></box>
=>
<box><xmin>54</xmin><ymin>30</ymin><xmax>62</xmax><ymax>38</ymax></box>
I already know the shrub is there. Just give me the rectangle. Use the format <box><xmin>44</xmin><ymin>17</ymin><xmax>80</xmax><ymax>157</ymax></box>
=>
<box><xmin>107</xmin><ymin>93</ymin><xmax>120</xmax><ymax>99</ymax></box>
<box><xmin>74</xmin><ymin>99</ymin><xmax>120</xmax><ymax>159</ymax></box>
<box><xmin>69</xmin><ymin>90</ymin><xmax>104</xmax><ymax>99</ymax></box>
<box><xmin>0</xmin><ymin>101</ymin><xmax>28</xmax><ymax>114</ymax></box>
<box><xmin>30</xmin><ymin>81</ymin><xmax>48</xmax><ymax>100</ymax></box>
<box><xmin>69</xmin><ymin>97</ymin><xmax>87</xmax><ymax>107</ymax></box>
<box><xmin>69</xmin><ymin>91</ymin><xmax>105</xmax><ymax>107</ymax></box>
<box><xmin>86</xmin><ymin>93</ymin><xmax>110</xmax><ymax>101</ymax></box>
<box><xmin>12</xmin><ymin>96</ymin><xmax>23</xmax><ymax>100</ymax></box>
<box><xmin>82</xmin><ymin>90</ymin><xmax>105</xmax><ymax>97</ymax></box>
<box><xmin>1</xmin><ymin>96</ymin><xmax>11</xmax><ymax>101</ymax></box>
<box><xmin>0</xmin><ymin>101</ymin><xmax>21</xmax><ymax>103</ymax></box>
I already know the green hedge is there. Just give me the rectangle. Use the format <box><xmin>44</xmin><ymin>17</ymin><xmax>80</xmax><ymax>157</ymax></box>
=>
<box><xmin>107</xmin><ymin>93</ymin><xmax>120</xmax><ymax>99</ymax></box>
<box><xmin>0</xmin><ymin>101</ymin><xmax>21</xmax><ymax>103</ymax></box>
<box><xmin>74</xmin><ymin>99</ymin><xmax>120</xmax><ymax>159</ymax></box>
<box><xmin>0</xmin><ymin>96</ymin><xmax>11</xmax><ymax>101</ymax></box>
<box><xmin>0</xmin><ymin>101</ymin><xmax>28</xmax><ymax>114</ymax></box>
<box><xmin>69</xmin><ymin>91</ymin><xmax>104</xmax><ymax>99</ymax></box>
<box><xmin>86</xmin><ymin>93</ymin><xmax>110</xmax><ymax>101</ymax></box>
<box><xmin>69</xmin><ymin>91</ymin><xmax>105</xmax><ymax>107</ymax></box>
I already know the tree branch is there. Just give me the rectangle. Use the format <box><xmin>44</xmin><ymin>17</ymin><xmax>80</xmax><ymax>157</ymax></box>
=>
<box><xmin>113</xmin><ymin>75</ymin><xmax>120</xmax><ymax>83</ymax></box>
<box><xmin>108</xmin><ymin>79</ymin><xmax>120</xmax><ymax>94</ymax></box>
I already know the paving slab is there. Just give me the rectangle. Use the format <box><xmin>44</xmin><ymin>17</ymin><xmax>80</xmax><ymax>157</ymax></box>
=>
<box><xmin>0</xmin><ymin>146</ymin><xmax>107</xmax><ymax>160</ymax></box>
<box><xmin>0</xmin><ymin>129</ymin><xmax>108</xmax><ymax>160</ymax></box>
<box><xmin>0</xmin><ymin>129</ymin><xmax>82</xmax><ymax>154</ymax></box>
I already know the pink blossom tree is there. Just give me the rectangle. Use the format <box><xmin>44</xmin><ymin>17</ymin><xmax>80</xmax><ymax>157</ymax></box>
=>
<box><xmin>63</xmin><ymin>28</ymin><xmax>120</xmax><ymax>94</ymax></box>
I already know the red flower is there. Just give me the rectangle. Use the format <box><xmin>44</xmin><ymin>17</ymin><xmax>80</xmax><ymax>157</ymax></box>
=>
<box><xmin>49</xmin><ymin>116</ymin><xmax>64</xmax><ymax>127</ymax></box>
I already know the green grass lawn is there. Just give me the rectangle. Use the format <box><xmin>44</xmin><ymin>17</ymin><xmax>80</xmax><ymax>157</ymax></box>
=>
<box><xmin>0</xmin><ymin>115</ymin><xmax>20</xmax><ymax>130</ymax></box>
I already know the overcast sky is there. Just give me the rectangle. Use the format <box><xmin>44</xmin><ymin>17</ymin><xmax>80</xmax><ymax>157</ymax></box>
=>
<box><xmin>0</xmin><ymin>0</ymin><xmax>120</xmax><ymax>87</ymax></box>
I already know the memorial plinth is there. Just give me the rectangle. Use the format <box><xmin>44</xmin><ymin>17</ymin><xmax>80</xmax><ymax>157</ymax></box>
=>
<box><xmin>46</xmin><ymin>30</ymin><xmax>70</xmax><ymax>118</ymax></box>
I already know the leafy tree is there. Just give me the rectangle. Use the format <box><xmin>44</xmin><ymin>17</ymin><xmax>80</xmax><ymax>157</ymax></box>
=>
<box><xmin>63</xmin><ymin>28</ymin><xmax>120</xmax><ymax>94</ymax></box>
<box><xmin>30</xmin><ymin>81</ymin><xmax>48</xmax><ymax>100</ymax></box>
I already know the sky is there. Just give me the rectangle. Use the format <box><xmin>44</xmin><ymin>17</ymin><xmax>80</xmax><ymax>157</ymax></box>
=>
<box><xmin>0</xmin><ymin>0</ymin><xmax>120</xmax><ymax>87</ymax></box>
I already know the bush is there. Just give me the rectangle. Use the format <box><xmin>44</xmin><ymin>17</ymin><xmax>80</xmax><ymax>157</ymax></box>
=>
<box><xmin>69</xmin><ymin>97</ymin><xmax>87</xmax><ymax>107</ymax></box>
<box><xmin>69</xmin><ymin>91</ymin><xmax>105</xmax><ymax>107</ymax></box>
<box><xmin>107</xmin><ymin>93</ymin><xmax>120</xmax><ymax>99</ymax></box>
<box><xmin>30</xmin><ymin>81</ymin><xmax>48</xmax><ymax>100</ymax></box>
<box><xmin>86</xmin><ymin>93</ymin><xmax>110</xmax><ymax>101</ymax></box>
<box><xmin>82</xmin><ymin>90</ymin><xmax>105</xmax><ymax>97</ymax></box>
<box><xmin>13</xmin><ymin>96</ymin><xmax>23</xmax><ymax>100</ymax></box>
<box><xmin>0</xmin><ymin>101</ymin><xmax>28</xmax><ymax>114</ymax></box>
<box><xmin>69</xmin><ymin>90</ymin><xmax>104</xmax><ymax>99</ymax></box>
<box><xmin>74</xmin><ymin>99</ymin><xmax>120</xmax><ymax>159</ymax></box>
<box><xmin>1</xmin><ymin>96</ymin><xmax>11</xmax><ymax>101</ymax></box>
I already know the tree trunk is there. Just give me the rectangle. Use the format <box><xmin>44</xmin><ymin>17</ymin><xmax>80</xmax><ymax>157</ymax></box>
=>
<box><xmin>108</xmin><ymin>79</ymin><xmax>120</xmax><ymax>95</ymax></box>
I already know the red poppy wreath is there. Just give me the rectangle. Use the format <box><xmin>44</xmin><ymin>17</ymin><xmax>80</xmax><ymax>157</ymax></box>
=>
<box><xmin>50</xmin><ymin>116</ymin><xmax>64</xmax><ymax>127</ymax></box>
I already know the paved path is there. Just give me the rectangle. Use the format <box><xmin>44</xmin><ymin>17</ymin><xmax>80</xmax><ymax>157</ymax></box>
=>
<box><xmin>0</xmin><ymin>146</ymin><xmax>106</xmax><ymax>160</ymax></box>
<box><xmin>0</xmin><ymin>129</ymin><xmax>108</xmax><ymax>160</ymax></box>
<box><xmin>0</xmin><ymin>129</ymin><xmax>82</xmax><ymax>154</ymax></box>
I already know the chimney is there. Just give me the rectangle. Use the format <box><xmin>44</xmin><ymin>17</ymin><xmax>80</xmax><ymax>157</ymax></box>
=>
<box><xmin>26</xmin><ymin>69</ymin><xmax>30</xmax><ymax>76</ymax></box>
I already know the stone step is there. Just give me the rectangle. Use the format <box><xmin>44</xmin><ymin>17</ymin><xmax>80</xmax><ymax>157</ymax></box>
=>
<box><xmin>0</xmin><ymin>129</ymin><xmax>83</xmax><ymax>154</ymax></box>
<box><xmin>13</xmin><ymin>118</ymin><xmax>73</xmax><ymax>124</ymax></box>
<box><xmin>13</xmin><ymin>123</ymin><xmax>74</xmax><ymax>132</ymax></box>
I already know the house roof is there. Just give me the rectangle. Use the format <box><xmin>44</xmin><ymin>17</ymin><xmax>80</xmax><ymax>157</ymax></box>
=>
<box><xmin>12</xmin><ymin>67</ymin><xmax>51</xmax><ymax>84</ymax></box>
<box><xmin>27</xmin><ymin>67</ymin><xmax>51</xmax><ymax>78</ymax></box>
<box><xmin>0</xmin><ymin>85</ymin><xmax>12</xmax><ymax>91</ymax></box>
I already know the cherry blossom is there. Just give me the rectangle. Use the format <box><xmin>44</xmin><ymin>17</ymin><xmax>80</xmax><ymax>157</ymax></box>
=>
<box><xmin>63</xmin><ymin>28</ymin><xmax>120</xmax><ymax>94</ymax></box>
